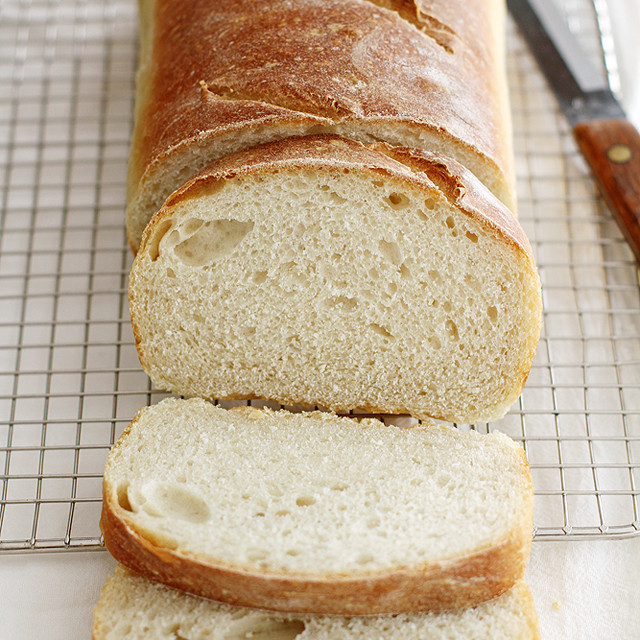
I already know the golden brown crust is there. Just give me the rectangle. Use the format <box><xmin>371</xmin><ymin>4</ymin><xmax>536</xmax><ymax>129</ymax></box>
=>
<box><xmin>100</xmin><ymin>496</ymin><xmax>532</xmax><ymax>616</ymax></box>
<box><xmin>127</xmin><ymin>0</ymin><xmax>515</xmax><ymax>250</ymax></box>
<box><xmin>134</xmin><ymin>0</ymin><xmax>508</xmax><ymax>178</ymax></box>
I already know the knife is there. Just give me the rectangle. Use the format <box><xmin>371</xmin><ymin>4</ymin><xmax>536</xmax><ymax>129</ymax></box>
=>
<box><xmin>508</xmin><ymin>0</ymin><xmax>640</xmax><ymax>263</ymax></box>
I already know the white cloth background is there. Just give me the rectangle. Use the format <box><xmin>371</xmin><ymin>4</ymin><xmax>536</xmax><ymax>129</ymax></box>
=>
<box><xmin>1</xmin><ymin>540</ymin><xmax>639</xmax><ymax>638</ymax></box>
<box><xmin>1</xmin><ymin>2</ymin><xmax>639</xmax><ymax>638</ymax></box>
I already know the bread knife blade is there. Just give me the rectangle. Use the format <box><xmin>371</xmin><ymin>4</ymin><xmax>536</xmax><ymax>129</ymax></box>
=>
<box><xmin>508</xmin><ymin>0</ymin><xmax>640</xmax><ymax>263</ymax></box>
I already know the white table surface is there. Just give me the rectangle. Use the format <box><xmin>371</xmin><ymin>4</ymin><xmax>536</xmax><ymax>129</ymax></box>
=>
<box><xmin>1</xmin><ymin>2</ymin><xmax>639</xmax><ymax>639</ymax></box>
<box><xmin>1</xmin><ymin>538</ymin><xmax>640</xmax><ymax>639</ymax></box>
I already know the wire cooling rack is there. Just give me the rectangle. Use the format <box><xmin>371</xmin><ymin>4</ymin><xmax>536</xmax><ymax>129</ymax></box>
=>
<box><xmin>1</xmin><ymin>0</ymin><xmax>639</xmax><ymax>551</ymax></box>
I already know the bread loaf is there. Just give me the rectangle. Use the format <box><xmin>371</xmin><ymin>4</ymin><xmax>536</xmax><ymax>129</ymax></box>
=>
<box><xmin>129</xmin><ymin>135</ymin><xmax>541</xmax><ymax>424</ymax></box>
<box><xmin>92</xmin><ymin>565</ymin><xmax>541</xmax><ymax>639</ymax></box>
<box><xmin>126</xmin><ymin>0</ymin><xmax>515</xmax><ymax>252</ymax></box>
<box><xmin>100</xmin><ymin>399</ymin><xmax>534</xmax><ymax>615</ymax></box>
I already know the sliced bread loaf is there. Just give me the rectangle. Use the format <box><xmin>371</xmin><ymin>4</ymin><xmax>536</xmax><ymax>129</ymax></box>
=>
<box><xmin>101</xmin><ymin>398</ymin><xmax>534</xmax><ymax>615</ymax></box>
<box><xmin>127</xmin><ymin>0</ymin><xmax>515</xmax><ymax>251</ymax></box>
<box><xmin>93</xmin><ymin>565</ymin><xmax>541</xmax><ymax>639</ymax></box>
<box><xmin>129</xmin><ymin>135</ymin><xmax>541</xmax><ymax>424</ymax></box>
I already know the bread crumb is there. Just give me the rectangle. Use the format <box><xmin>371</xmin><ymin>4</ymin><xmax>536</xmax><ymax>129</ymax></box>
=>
<box><xmin>552</xmin><ymin>601</ymin><xmax>562</xmax><ymax>611</ymax></box>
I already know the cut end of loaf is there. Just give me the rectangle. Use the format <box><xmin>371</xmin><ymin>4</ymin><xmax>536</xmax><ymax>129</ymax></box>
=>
<box><xmin>130</xmin><ymin>135</ymin><xmax>541</xmax><ymax>424</ymax></box>
<box><xmin>101</xmin><ymin>399</ymin><xmax>534</xmax><ymax>615</ymax></box>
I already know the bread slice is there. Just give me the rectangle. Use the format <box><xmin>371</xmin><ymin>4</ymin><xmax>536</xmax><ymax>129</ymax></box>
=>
<box><xmin>129</xmin><ymin>135</ymin><xmax>541</xmax><ymax>424</ymax></box>
<box><xmin>100</xmin><ymin>398</ymin><xmax>534</xmax><ymax>615</ymax></box>
<box><xmin>127</xmin><ymin>0</ymin><xmax>515</xmax><ymax>251</ymax></box>
<box><xmin>92</xmin><ymin>565</ymin><xmax>541</xmax><ymax>639</ymax></box>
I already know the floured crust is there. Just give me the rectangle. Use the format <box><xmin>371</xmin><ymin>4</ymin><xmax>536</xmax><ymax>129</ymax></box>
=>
<box><xmin>133</xmin><ymin>0</ymin><xmax>510</xmax><ymax>175</ymax></box>
<box><xmin>127</xmin><ymin>0</ymin><xmax>515</xmax><ymax>250</ymax></box>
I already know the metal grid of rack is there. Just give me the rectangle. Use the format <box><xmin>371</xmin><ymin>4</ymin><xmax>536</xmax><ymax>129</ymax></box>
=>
<box><xmin>0</xmin><ymin>0</ymin><xmax>639</xmax><ymax>551</ymax></box>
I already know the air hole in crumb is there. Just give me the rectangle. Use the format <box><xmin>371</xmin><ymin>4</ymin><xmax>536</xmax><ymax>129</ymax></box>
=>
<box><xmin>429</xmin><ymin>336</ymin><xmax>442</xmax><ymax>349</ymax></box>
<box><xmin>445</xmin><ymin>216</ymin><xmax>455</xmax><ymax>229</ymax></box>
<box><xmin>369</xmin><ymin>323</ymin><xmax>394</xmax><ymax>340</ymax></box>
<box><xmin>286</xmin><ymin>549</ymin><xmax>301</xmax><ymax>556</ymax></box>
<box><xmin>488</xmin><ymin>306</ymin><xmax>498</xmax><ymax>323</ymax></box>
<box><xmin>296</xmin><ymin>496</ymin><xmax>316</xmax><ymax>507</ymax></box>
<box><xmin>252</xmin><ymin>271</ymin><xmax>268</xmax><ymax>284</ymax></box>
<box><xmin>326</xmin><ymin>295</ymin><xmax>358</xmax><ymax>312</ymax></box>
<box><xmin>372</xmin><ymin>179</ymin><xmax>384</xmax><ymax>187</ymax></box>
<box><xmin>387</xmin><ymin>192</ymin><xmax>410</xmax><ymax>209</ymax></box>
<box><xmin>116</xmin><ymin>483</ymin><xmax>133</xmax><ymax>512</ymax></box>
<box><xmin>379</xmin><ymin>239</ymin><xmax>402</xmax><ymax>265</ymax></box>
<box><xmin>428</xmin><ymin>269</ymin><xmax>441</xmax><ymax>283</ymax></box>
<box><xmin>166</xmin><ymin>267</ymin><xmax>177</xmax><ymax>279</ymax></box>
<box><xmin>466</xmin><ymin>231</ymin><xmax>478</xmax><ymax>243</ymax></box>
<box><xmin>174</xmin><ymin>219</ymin><xmax>254</xmax><ymax>267</ymax></box>
<box><xmin>284</xmin><ymin>263</ymin><xmax>310</xmax><ymax>288</ymax></box>
<box><xmin>399</xmin><ymin>263</ymin><xmax>411</xmax><ymax>279</ymax></box>
<box><xmin>181</xmin><ymin>218</ymin><xmax>204</xmax><ymax>236</ymax></box>
<box><xmin>445</xmin><ymin>319</ymin><xmax>459</xmax><ymax>340</ymax></box>
<box><xmin>140</xmin><ymin>482</ymin><xmax>211</xmax><ymax>523</ymax></box>
<box><xmin>357</xmin><ymin>553</ymin><xmax>375</xmax><ymax>565</ymax></box>
<box><xmin>147</xmin><ymin>219</ymin><xmax>173</xmax><ymax>261</ymax></box>
<box><xmin>331</xmin><ymin>483</ymin><xmax>349</xmax><ymax>491</ymax></box>
<box><xmin>267</xmin><ymin>484</ymin><xmax>284</xmax><ymax>497</ymax></box>
<box><xmin>275</xmin><ymin>510</ymin><xmax>291</xmax><ymax>517</ymax></box>
<box><xmin>329</xmin><ymin>191</ymin><xmax>347</xmax><ymax>204</ymax></box>
<box><xmin>442</xmin><ymin>301</ymin><xmax>452</xmax><ymax>312</ymax></box>
<box><xmin>226</xmin><ymin>618</ymin><xmax>306</xmax><ymax>640</ymax></box>
<box><xmin>425</xmin><ymin>198</ymin><xmax>436</xmax><ymax>210</ymax></box>
<box><xmin>167</xmin><ymin>229</ymin><xmax>181</xmax><ymax>246</ymax></box>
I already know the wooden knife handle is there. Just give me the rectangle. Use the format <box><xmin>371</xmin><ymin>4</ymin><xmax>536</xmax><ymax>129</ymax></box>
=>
<box><xmin>573</xmin><ymin>118</ymin><xmax>640</xmax><ymax>263</ymax></box>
